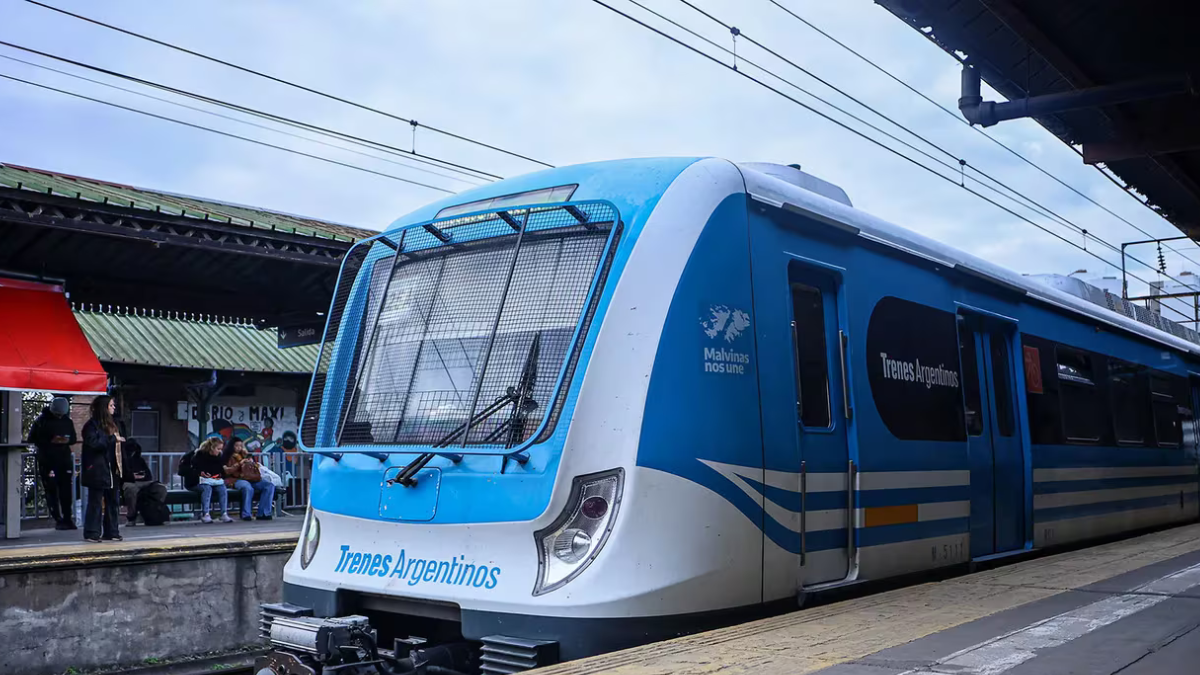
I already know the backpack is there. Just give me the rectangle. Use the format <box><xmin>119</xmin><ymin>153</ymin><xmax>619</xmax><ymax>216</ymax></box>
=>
<box><xmin>136</xmin><ymin>482</ymin><xmax>170</xmax><ymax>526</ymax></box>
<box><xmin>178</xmin><ymin>450</ymin><xmax>199</xmax><ymax>489</ymax></box>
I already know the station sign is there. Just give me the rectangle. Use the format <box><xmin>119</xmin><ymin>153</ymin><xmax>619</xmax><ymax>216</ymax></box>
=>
<box><xmin>277</xmin><ymin>322</ymin><xmax>324</xmax><ymax>348</ymax></box>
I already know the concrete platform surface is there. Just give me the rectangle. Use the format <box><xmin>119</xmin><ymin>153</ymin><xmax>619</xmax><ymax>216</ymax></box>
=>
<box><xmin>0</xmin><ymin>517</ymin><xmax>296</xmax><ymax>674</ymax></box>
<box><xmin>0</xmin><ymin>517</ymin><xmax>301</xmax><ymax>570</ymax></box>
<box><xmin>533</xmin><ymin>523</ymin><xmax>1200</xmax><ymax>675</ymax></box>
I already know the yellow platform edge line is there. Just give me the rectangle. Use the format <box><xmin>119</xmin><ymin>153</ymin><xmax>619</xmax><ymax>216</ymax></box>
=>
<box><xmin>530</xmin><ymin>523</ymin><xmax>1200</xmax><ymax>675</ymax></box>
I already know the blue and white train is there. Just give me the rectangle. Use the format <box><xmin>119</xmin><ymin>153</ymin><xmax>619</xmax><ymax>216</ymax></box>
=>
<box><xmin>256</xmin><ymin>158</ymin><xmax>1200</xmax><ymax>675</ymax></box>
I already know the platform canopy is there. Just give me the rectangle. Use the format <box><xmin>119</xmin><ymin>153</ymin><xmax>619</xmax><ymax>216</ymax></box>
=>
<box><xmin>0</xmin><ymin>278</ymin><xmax>107</xmax><ymax>394</ymax></box>
<box><xmin>0</xmin><ymin>163</ymin><xmax>378</xmax><ymax>329</ymax></box>
<box><xmin>877</xmin><ymin>0</ymin><xmax>1200</xmax><ymax>238</ymax></box>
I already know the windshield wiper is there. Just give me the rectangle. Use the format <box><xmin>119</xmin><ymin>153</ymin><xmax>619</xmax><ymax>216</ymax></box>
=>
<box><xmin>393</xmin><ymin>332</ymin><xmax>540</xmax><ymax>487</ymax></box>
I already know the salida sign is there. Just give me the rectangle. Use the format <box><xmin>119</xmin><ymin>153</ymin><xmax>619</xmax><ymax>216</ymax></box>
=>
<box><xmin>277</xmin><ymin>322</ymin><xmax>323</xmax><ymax>348</ymax></box>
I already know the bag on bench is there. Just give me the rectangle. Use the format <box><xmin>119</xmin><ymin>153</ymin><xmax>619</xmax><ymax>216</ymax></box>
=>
<box><xmin>137</xmin><ymin>482</ymin><xmax>171</xmax><ymax>526</ymax></box>
<box><xmin>177</xmin><ymin>450</ymin><xmax>199</xmax><ymax>490</ymax></box>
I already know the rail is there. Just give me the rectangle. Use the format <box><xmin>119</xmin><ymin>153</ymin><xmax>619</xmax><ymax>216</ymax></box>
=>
<box><xmin>18</xmin><ymin>450</ymin><xmax>312</xmax><ymax>521</ymax></box>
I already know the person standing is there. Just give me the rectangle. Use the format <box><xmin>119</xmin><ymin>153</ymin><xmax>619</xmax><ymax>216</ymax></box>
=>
<box><xmin>27</xmin><ymin>397</ymin><xmax>77</xmax><ymax>530</ymax></box>
<box><xmin>81</xmin><ymin>395</ymin><xmax>123</xmax><ymax>543</ymax></box>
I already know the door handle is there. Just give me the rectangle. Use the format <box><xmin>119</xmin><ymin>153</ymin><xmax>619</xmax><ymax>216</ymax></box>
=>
<box><xmin>847</xmin><ymin>459</ymin><xmax>857</xmax><ymax>562</ymax></box>
<box><xmin>791</xmin><ymin>320</ymin><xmax>804</xmax><ymax>419</ymax></box>
<box><xmin>800</xmin><ymin>460</ymin><xmax>807</xmax><ymax>566</ymax></box>
<box><xmin>838</xmin><ymin>330</ymin><xmax>852</xmax><ymax>420</ymax></box>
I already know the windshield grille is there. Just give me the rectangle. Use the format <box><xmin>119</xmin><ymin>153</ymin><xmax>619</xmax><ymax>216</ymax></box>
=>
<box><xmin>331</xmin><ymin>201</ymin><xmax>619</xmax><ymax>448</ymax></box>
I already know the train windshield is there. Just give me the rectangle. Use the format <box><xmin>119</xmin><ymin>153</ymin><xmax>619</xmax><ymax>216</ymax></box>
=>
<box><xmin>333</xmin><ymin>204</ymin><xmax>616</xmax><ymax>448</ymax></box>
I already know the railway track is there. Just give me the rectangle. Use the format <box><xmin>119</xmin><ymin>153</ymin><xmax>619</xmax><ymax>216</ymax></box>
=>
<box><xmin>101</xmin><ymin>649</ymin><xmax>262</xmax><ymax>675</ymax></box>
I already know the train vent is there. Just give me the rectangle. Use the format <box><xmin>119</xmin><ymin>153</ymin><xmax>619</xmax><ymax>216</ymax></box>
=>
<box><xmin>259</xmin><ymin>602</ymin><xmax>313</xmax><ymax>640</ymax></box>
<box><xmin>737</xmin><ymin>162</ymin><xmax>853</xmax><ymax>207</ymax></box>
<box><xmin>1027</xmin><ymin>273</ymin><xmax>1200</xmax><ymax>346</ymax></box>
<box><xmin>479</xmin><ymin>635</ymin><xmax>559</xmax><ymax>675</ymax></box>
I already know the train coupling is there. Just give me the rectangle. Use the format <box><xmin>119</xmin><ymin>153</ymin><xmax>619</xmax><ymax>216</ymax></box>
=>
<box><xmin>256</xmin><ymin>602</ymin><xmax>474</xmax><ymax>675</ymax></box>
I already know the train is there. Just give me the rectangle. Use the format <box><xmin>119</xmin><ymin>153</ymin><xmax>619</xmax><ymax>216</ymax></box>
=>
<box><xmin>254</xmin><ymin>158</ymin><xmax>1200</xmax><ymax>675</ymax></box>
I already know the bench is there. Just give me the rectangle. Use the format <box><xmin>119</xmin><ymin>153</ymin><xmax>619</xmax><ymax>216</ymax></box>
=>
<box><xmin>166</xmin><ymin>485</ymin><xmax>291</xmax><ymax>519</ymax></box>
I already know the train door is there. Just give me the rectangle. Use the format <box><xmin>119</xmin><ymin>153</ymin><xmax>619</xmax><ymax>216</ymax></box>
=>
<box><xmin>958</xmin><ymin>313</ymin><xmax>1026</xmax><ymax>558</ymax></box>
<box><xmin>789</xmin><ymin>262</ymin><xmax>852</xmax><ymax>585</ymax></box>
<box><xmin>1187</xmin><ymin>375</ymin><xmax>1200</xmax><ymax>494</ymax></box>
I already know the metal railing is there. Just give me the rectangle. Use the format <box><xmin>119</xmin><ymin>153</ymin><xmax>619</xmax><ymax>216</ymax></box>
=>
<box><xmin>19</xmin><ymin>450</ymin><xmax>312</xmax><ymax>521</ymax></box>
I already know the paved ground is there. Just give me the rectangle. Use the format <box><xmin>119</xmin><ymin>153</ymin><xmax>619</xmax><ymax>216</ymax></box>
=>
<box><xmin>0</xmin><ymin>513</ymin><xmax>301</xmax><ymax>551</ymax></box>
<box><xmin>535</xmin><ymin>523</ymin><xmax>1200</xmax><ymax>675</ymax></box>
<box><xmin>0</xmin><ymin>515</ymin><xmax>301</xmax><ymax>572</ymax></box>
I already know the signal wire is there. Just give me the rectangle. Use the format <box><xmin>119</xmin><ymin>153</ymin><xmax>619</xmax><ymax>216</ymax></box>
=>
<box><xmin>0</xmin><ymin>71</ymin><xmax>457</xmax><ymax>194</ymax></box>
<box><xmin>670</xmin><ymin>0</ymin><xmax>1200</xmax><ymax>290</ymax></box>
<box><xmin>23</xmin><ymin>0</ymin><xmax>555</xmax><ymax>169</ymax></box>
<box><xmin>661</xmin><ymin>0</ymin><xmax>1084</xmax><ymax>237</ymax></box>
<box><xmin>0</xmin><ymin>53</ymin><xmax>488</xmax><ymax>186</ymax></box>
<box><xmin>765</xmin><ymin>0</ymin><xmax>1200</xmax><ymax>270</ymax></box>
<box><xmin>619</xmin><ymin>1</ymin><xmax>1181</xmax><ymax>298</ymax></box>
<box><xmin>588</xmin><ymin>0</ymin><xmax>1198</xmax><ymax>323</ymax></box>
<box><xmin>642</xmin><ymin>0</ymin><xmax>1198</xmax><ymax>319</ymax></box>
<box><xmin>0</xmin><ymin>41</ymin><xmax>501</xmax><ymax>182</ymax></box>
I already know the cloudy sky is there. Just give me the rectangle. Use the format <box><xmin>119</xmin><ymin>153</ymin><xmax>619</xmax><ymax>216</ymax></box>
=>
<box><xmin>1</xmin><ymin>0</ymin><xmax>1192</xmax><ymax>294</ymax></box>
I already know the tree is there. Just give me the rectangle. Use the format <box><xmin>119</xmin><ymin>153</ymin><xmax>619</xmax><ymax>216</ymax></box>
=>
<box><xmin>21</xmin><ymin>391</ymin><xmax>51</xmax><ymax>441</ymax></box>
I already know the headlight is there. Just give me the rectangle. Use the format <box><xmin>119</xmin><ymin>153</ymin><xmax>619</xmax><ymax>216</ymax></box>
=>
<box><xmin>533</xmin><ymin>468</ymin><xmax>624</xmax><ymax>596</ymax></box>
<box><xmin>300</xmin><ymin>507</ymin><xmax>321</xmax><ymax>569</ymax></box>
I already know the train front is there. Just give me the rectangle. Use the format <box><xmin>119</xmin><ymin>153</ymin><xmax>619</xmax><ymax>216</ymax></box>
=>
<box><xmin>256</xmin><ymin>159</ymin><xmax>753</xmax><ymax>675</ymax></box>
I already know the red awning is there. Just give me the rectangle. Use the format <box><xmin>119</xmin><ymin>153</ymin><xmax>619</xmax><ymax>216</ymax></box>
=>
<box><xmin>0</xmin><ymin>278</ymin><xmax>107</xmax><ymax>394</ymax></box>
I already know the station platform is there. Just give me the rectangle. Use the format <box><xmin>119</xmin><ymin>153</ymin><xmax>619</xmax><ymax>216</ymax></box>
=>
<box><xmin>0</xmin><ymin>516</ymin><xmax>300</xmax><ymax>571</ymax></box>
<box><xmin>0</xmin><ymin>516</ymin><xmax>301</xmax><ymax>675</ymax></box>
<box><xmin>536</xmin><ymin>523</ymin><xmax>1200</xmax><ymax>675</ymax></box>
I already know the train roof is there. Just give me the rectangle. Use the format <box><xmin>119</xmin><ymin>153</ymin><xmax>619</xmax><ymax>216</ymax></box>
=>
<box><xmin>738</xmin><ymin>162</ymin><xmax>1200</xmax><ymax>359</ymax></box>
<box><xmin>378</xmin><ymin>155</ymin><xmax>1200</xmax><ymax>358</ymax></box>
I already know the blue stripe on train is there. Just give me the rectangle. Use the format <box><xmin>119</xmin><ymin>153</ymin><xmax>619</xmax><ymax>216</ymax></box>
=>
<box><xmin>858</xmin><ymin>517</ymin><xmax>970</xmax><ymax>547</ymax></box>
<box><xmin>771</xmin><ymin>519</ymin><xmax>971</xmax><ymax>554</ymax></box>
<box><xmin>750</xmin><ymin>482</ymin><xmax>972</xmax><ymax>511</ymax></box>
<box><xmin>751</xmin><ymin>483</ymin><xmax>846</xmax><ymax>511</ymax></box>
<box><xmin>1034</xmin><ymin>490</ymin><xmax>1199</xmax><ymax>523</ymax></box>
<box><xmin>805</xmin><ymin>527</ymin><xmax>849</xmax><ymax>553</ymax></box>
<box><xmin>763</xmin><ymin>520</ymin><xmax>852</xmax><ymax>554</ymax></box>
<box><xmin>1034</xmin><ymin>474</ymin><xmax>1199</xmax><ymax>494</ymax></box>
<box><xmin>858</xmin><ymin>486</ymin><xmax>973</xmax><ymax>507</ymax></box>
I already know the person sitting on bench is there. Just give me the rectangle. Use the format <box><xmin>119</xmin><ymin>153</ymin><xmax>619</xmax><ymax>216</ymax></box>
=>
<box><xmin>194</xmin><ymin>437</ymin><xmax>233</xmax><ymax>523</ymax></box>
<box><xmin>120</xmin><ymin>438</ymin><xmax>155</xmax><ymax>525</ymax></box>
<box><xmin>223</xmin><ymin>438</ymin><xmax>275</xmax><ymax>521</ymax></box>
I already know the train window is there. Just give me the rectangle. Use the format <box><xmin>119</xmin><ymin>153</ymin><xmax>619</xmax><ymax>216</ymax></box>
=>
<box><xmin>1056</xmin><ymin>347</ymin><xmax>1102</xmax><ymax>443</ymax></box>
<box><xmin>1150</xmin><ymin>373</ymin><xmax>1182</xmax><ymax>447</ymax></box>
<box><xmin>790</xmin><ymin>283</ymin><xmax>831</xmax><ymax>429</ymax></box>
<box><xmin>989</xmin><ymin>336</ymin><xmax>1014</xmax><ymax>437</ymax></box>
<box><xmin>1022</xmin><ymin>335</ymin><xmax>1060</xmax><ymax>444</ymax></box>
<box><xmin>959</xmin><ymin>321</ymin><xmax>983</xmax><ymax>436</ymax></box>
<box><xmin>1109</xmin><ymin>360</ymin><xmax>1148</xmax><ymax>445</ymax></box>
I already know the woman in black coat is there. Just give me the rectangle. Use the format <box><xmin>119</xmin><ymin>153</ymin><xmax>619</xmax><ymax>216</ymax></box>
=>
<box><xmin>81</xmin><ymin>395</ymin><xmax>124</xmax><ymax>542</ymax></box>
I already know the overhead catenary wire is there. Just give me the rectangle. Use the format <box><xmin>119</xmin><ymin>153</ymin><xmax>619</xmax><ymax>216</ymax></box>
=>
<box><xmin>658</xmin><ymin>0</ymin><xmax>1094</xmax><ymax>240</ymax></box>
<box><xmin>0</xmin><ymin>72</ymin><xmax>458</xmax><ymax>194</ymax></box>
<box><xmin>23</xmin><ymin>0</ymin><xmax>555</xmax><ymax>169</ymax></box>
<box><xmin>0</xmin><ymin>53</ymin><xmax>489</xmax><ymax>187</ymax></box>
<box><xmin>653</xmin><ymin>0</ymin><xmax>1200</xmax><ymax>321</ymax></box>
<box><xmin>0</xmin><ymin>41</ymin><xmax>501</xmax><ymax>183</ymax></box>
<box><xmin>616</xmin><ymin>0</ymin><xmax>1190</xmax><ymax>307</ymax></box>
<box><xmin>668</xmin><ymin>0</ymin><xmax>1200</xmax><ymax>296</ymax></box>
<box><xmin>766</xmin><ymin>0</ymin><xmax>1200</xmax><ymax>271</ymax></box>
<box><xmin>587</xmin><ymin>0</ymin><xmax>1198</xmax><ymax>323</ymax></box>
